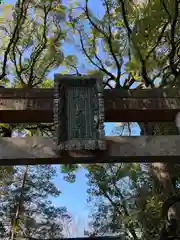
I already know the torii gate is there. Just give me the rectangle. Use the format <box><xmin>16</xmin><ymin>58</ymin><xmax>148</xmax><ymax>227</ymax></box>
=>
<box><xmin>1</xmin><ymin>74</ymin><xmax>180</xmax><ymax>239</ymax></box>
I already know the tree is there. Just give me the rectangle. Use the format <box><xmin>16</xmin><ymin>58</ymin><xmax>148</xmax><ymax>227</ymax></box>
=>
<box><xmin>86</xmin><ymin>163</ymin><xmax>164</xmax><ymax>239</ymax></box>
<box><xmin>1</xmin><ymin>164</ymin><xmax>69</xmax><ymax>240</ymax></box>
<box><xmin>1</xmin><ymin>0</ymin><xmax>180</xmax><ymax>238</ymax></box>
<box><xmin>83</xmin><ymin>124</ymin><xmax>164</xmax><ymax>239</ymax></box>
<box><xmin>0</xmin><ymin>1</ymin><xmax>73</xmax><ymax>239</ymax></box>
<box><xmin>62</xmin><ymin>0</ymin><xmax>180</xmax><ymax>239</ymax></box>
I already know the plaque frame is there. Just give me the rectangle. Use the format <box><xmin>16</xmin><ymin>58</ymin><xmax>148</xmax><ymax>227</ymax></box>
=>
<box><xmin>53</xmin><ymin>75</ymin><xmax>106</xmax><ymax>151</ymax></box>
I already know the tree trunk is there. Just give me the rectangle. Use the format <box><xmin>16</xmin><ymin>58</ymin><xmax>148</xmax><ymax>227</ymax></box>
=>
<box><xmin>138</xmin><ymin>121</ymin><xmax>180</xmax><ymax>239</ymax></box>
<box><xmin>10</xmin><ymin>165</ymin><xmax>29</xmax><ymax>240</ymax></box>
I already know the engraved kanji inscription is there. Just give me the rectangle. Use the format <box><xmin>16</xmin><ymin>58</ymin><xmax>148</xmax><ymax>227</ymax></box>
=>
<box><xmin>53</xmin><ymin>75</ymin><xmax>106</xmax><ymax>151</ymax></box>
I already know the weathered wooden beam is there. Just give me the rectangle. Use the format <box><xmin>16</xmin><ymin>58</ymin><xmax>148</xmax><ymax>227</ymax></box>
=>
<box><xmin>0</xmin><ymin>88</ymin><xmax>52</xmax><ymax>123</ymax></box>
<box><xmin>0</xmin><ymin>88</ymin><xmax>180</xmax><ymax>123</ymax></box>
<box><xmin>1</xmin><ymin>135</ymin><xmax>180</xmax><ymax>166</ymax></box>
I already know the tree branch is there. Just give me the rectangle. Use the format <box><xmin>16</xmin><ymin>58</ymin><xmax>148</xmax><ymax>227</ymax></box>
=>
<box><xmin>85</xmin><ymin>0</ymin><xmax>122</xmax><ymax>87</ymax></box>
<box><xmin>100</xmin><ymin>167</ymin><xmax>139</xmax><ymax>240</ymax></box>
<box><xmin>0</xmin><ymin>0</ymin><xmax>27</xmax><ymax>81</ymax></box>
<box><xmin>27</xmin><ymin>4</ymin><xmax>52</xmax><ymax>87</ymax></box>
<box><xmin>85</xmin><ymin>0</ymin><xmax>108</xmax><ymax>38</ymax></box>
<box><xmin>145</xmin><ymin>22</ymin><xmax>168</xmax><ymax>60</ymax></box>
<box><xmin>169</xmin><ymin>0</ymin><xmax>179</xmax><ymax>81</ymax></box>
<box><xmin>103</xmin><ymin>0</ymin><xmax>122</xmax><ymax>87</ymax></box>
<box><xmin>118</xmin><ymin>0</ymin><xmax>153</xmax><ymax>87</ymax></box>
<box><xmin>78</xmin><ymin>29</ymin><xmax>115</xmax><ymax>79</ymax></box>
<box><xmin>10</xmin><ymin>165</ymin><xmax>29</xmax><ymax>240</ymax></box>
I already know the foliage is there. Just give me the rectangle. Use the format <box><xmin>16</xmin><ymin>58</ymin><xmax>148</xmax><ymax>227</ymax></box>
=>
<box><xmin>61</xmin><ymin>1</ymin><xmax>180</xmax><ymax>238</ymax></box>
<box><xmin>0</xmin><ymin>1</ymin><xmax>73</xmax><ymax>239</ymax></box>
<box><xmin>85</xmin><ymin>162</ymin><xmax>164</xmax><ymax>239</ymax></box>
<box><xmin>1</xmin><ymin>0</ymin><xmax>180</xmax><ymax>239</ymax></box>
<box><xmin>1</xmin><ymin>165</ymin><xmax>67</xmax><ymax>239</ymax></box>
<box><xmin>65</xmin><ymin>0</ymin><xmax>180</xmax><ymax>89</ymax></box>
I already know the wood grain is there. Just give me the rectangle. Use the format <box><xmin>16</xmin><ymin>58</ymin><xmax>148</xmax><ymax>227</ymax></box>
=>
<box><xmin>1</xmin><ymin>135</ymin><xmax>180</xmax><ymax>165</ymax></box>
<box><xmin>0</xmin><ymin>88</ymin><xmax>180</xmax><ymax>123</ymax></box>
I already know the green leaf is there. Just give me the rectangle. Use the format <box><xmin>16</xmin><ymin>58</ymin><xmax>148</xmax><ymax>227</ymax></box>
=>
<box><xmin>63</xmin><ymin>173</ymin><xmax>76</xmax><ymax>183</ymax></box>
<box><xmin>0</xmin><ymin>123</ymin><xmax>9</xmax><ymax>129</ymax></box>
<box><xmin>65</xmin><ymin>21</ymin><xmax>73</xmax><ymax>28</ymax></box>
<box><xmin>26</xmin><ymin>130</ymin><xmax>33</xmax><ymax>136</ymax></box>
<box><xmin>39</xmin><ymin>79</ymin><xmax>53</xmax><ymax>88</ymax></box>
<box><xmin>116</xmin><ymin>167</ymin><xmax>128</xmax><ymax>180</ymax></box>
<box><xmin>61</xmin><ymin>164</ymin><xmax>78</xmax><ymax>173</ymax></box>
<box><xmin>64</xmin><ymin>55</ymin><xmax>78</xmax><ymax>66</ymax></box>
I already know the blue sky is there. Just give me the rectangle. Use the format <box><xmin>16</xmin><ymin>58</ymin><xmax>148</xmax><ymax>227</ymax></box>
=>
<box><xmin>2</xmin><ymin>0</ymin><xmax>141</xmax><ymax>237</ymax></box>
<box><xmin>50</xmin><ymin>123</ymin><xmax>140</xmax><ymax>237</ymax></box>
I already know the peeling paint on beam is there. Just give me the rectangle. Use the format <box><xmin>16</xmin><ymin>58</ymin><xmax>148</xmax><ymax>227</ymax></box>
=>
<box><xmin>1</xmin><ymin>136</ymin><xmax>180</xmax><ymax>166</ymax></box>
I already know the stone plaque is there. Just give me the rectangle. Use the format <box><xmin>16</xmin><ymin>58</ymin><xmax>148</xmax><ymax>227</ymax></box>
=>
<box><xmin>53</xmin><ymin>75</ymin><xmax>106</xmax><ymax>151</ymax></box>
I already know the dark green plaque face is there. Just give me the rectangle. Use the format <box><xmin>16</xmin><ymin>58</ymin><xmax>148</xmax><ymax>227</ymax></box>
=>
<box><xmin>67</xmin><ymin>85</ymin><xmax>98</xmax><ymax>140</ymax></box>
<box><xmin>53</xmin><ymin>75</ymin><xmax>106</xmax><ymax>151</ymax></box>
